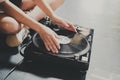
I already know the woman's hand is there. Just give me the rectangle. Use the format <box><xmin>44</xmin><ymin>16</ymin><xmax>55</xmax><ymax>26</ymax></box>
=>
<box><xmin>51</xmin><ymin>16</ymin><xmax>77</xmax><ymax>32</ymax></box>
<box><xmin>38</xmin><ymin>25</ymin><xmax>60</xmax><ymax>53</ymax></box>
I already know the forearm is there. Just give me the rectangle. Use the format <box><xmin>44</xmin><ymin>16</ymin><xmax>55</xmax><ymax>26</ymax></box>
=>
<box><xmin>27</xmin><ymin>6</ymin><xmax>46</xmax><ymax>21</ymax></box>
<box><xmin>0</xmin><ymin>0</ymin><xmax>43</xmax><ymax>32</ymax></box>
<box><xmin>32</xmin><ymin>0</ymin><xmax>56</xmax><ymax>19</ymax></box>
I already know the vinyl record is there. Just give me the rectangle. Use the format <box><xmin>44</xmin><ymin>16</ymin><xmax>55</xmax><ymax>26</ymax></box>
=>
<box><xmin>33</xmin><ymin>30</ymin><xmax>90</xmax><ymax>58</ymax></box>
<box><xmin>58</xmin><ymin>33</ymin><xmax>89</xmax><ymax>55</ymax></box>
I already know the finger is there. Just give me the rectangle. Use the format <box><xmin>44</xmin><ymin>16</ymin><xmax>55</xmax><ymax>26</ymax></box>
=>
<box><xmin>53</xmin><ymin>34</ymin><xmax>61</xmax><ymax>49</ymax></box>
<box><xmin>44</xmin><ymin>42</ymin><xmax>50</xmax><ymax>51</ymax></box>
<box><xmin>51</xmin><ymin>30</ymin><xmax>60</xmax><ymax>46</ymax></box>
<box><xmin>65</xmin><ymin>21</ymin><xmax>77</xmax><ymax>32</ymax></box>
<box><xmin>48</xmin><ymin>37</ymin><xmax>59</xmax><ymax>53</ymax></box>
<box><xmin>68</xmin><ymin>23</ymin><xmax>77</xmax><ymax>32</ymax></box>
<box><xmin>48</xmin><ymin>44</ymin><xmax>56</xmax><ymax>53</ymax></box>
<box><xmin>63</xmin><ymin>25</ymin><xmax>75</xmax><ymax>32</ymax></box>
<box><xmin>59</xmin><ymin>20</ymin><xmax>69</xmax><ymax>28</ymax></box>
<box><xmin>59</xmin><ymin>20</ymin><xmax>76</xmax><ymax>32</ymax></box>
<box><xmin>45</xmin><ymin>39</ymin><xmax>56</xmax><ymax>53</ymax></box>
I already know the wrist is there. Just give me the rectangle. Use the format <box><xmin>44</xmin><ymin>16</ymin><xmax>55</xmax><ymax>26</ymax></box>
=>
<box><xmin>36</xmin><ymin>24</ymin><xmax>47</xmax><ymax>35</ymax></box>
<box><xmin>33</xmin><ymin>23</ymin><xmax>43</xmax><ymax>34</ymax></box>
<box><xmin>49</xmin><ymin>14</ymin><xmax>57</xmax><ymax>21</ymax></box>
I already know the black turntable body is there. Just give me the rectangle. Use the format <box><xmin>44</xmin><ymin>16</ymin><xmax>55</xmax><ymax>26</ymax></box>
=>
<box><xmin>20</xmin><ymin>24</ymin><xmax>94</xmax><ymax>72</ymax></box>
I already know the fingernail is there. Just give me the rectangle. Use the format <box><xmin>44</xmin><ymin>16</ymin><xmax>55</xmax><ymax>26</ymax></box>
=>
<box><xmin>47</xmin><ymin>48</ymin><xmax>50</xmax><ymax>51</ymax></box>
<box><xmin>58</xmin><ymin>45</ymin><xmax>60</xmax><ymax>49</ymax></box>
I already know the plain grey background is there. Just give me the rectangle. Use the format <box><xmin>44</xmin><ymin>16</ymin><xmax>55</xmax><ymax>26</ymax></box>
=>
<box><xmin>56</xmin><ymin>0</ymin><xmax>120</xmax><ymax>80</ymax></box>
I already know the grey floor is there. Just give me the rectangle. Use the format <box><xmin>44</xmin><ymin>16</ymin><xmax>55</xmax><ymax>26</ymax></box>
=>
<box><xmin>56</xmin><ymin>0</ymin><xmax>120</xmax><ymax>80</ymax></box>
<box><xmin>0</xmin><ymin>0</ymin><xmax>120</xmax><ymax>80</ymax></box>
<box><xmin>57</xmin><ymin>0</ymin><xmax>120</xmax><ymax>80</ymax></box>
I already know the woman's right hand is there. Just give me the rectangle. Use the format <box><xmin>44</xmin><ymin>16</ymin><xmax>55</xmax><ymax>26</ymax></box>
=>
<box><xmin>38</xmin><ymin>25</ymin><xmax>60</xmax><ymax>53</ymax></box>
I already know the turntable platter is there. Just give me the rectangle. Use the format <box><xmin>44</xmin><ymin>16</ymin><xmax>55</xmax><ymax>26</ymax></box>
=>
<box><xmin>33</xmin><ymin>33</ymin><xmax>90</xmax><ymax>58</ymax></box>
<box><xmin>33</xmin><ymin>25</ymin><xmax>90</xmax><ymax>58</ymax></box>
<box><xmin>57</xmin><ymin>33</ymin><xmax>90</xmax><ymax>57</ymax></box>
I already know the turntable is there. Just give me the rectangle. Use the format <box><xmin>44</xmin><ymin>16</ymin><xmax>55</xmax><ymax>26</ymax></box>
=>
<box><xmin>20</xmin><ymin>19</ymin><xmax>94</xmax><ymax>72</ymax></box>
<box><xmin>32</xmin><ymin>27</ymin><xmax>90</xmax><ymax>59</ymax></box>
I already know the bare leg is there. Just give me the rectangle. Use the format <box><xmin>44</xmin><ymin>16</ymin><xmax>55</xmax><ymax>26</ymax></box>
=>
<box><xmin>0</xmin><ymin>0</ymin><xmax>64</xmax><ymax>34</ymax></box>
<box><xmin>0</xmin><ymin>0</ymin><xmax>64</xmax><ymax>47</ymax></box>
<box><xmin>0</xmin><ymin>13</ymin><xmax>28</xmax><ymax>47</ymax></box>
<box><xmin>26</xmin><ymin>0</ymin><xmax>65</xmax><ymax>21</ymax></box>
<box><xmin>0</xmin><ymin>13</ymin><xmax>21</xmax><ymax>34</ymax></box>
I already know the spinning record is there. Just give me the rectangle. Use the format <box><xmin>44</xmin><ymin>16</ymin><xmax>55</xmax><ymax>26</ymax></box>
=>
<box><xmin>33</xmin><ymin>26</ymin><xmax>90</xmax><ymax>58</ymax></box>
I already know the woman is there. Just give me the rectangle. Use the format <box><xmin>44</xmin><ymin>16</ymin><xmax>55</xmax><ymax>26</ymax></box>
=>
<box><xmin>0</xmin><ymin>0</ymin><xmax>76</xmax><ymax>53</ymax></box>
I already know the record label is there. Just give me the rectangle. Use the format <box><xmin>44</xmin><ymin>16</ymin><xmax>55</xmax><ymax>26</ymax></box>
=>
<box><xmin>58</xmin><ymin>35</ymin><xmax>71</xmax><ymax>44</ymax></box>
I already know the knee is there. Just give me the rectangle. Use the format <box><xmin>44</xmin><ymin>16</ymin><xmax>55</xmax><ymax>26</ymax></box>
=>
<box><xmin>53</xmin><ymin>0</ymin><xmax>65</xmax><ymax>5</ymax></box>
<box><xmin>57</xmin><ymin>0</ymin><xmax>65</xmax><ymax>6</ymax></box>
<box><xmin>0</xmin><ymin>17</ymin><xmax>21</xmax><ymax>34</ymax></box>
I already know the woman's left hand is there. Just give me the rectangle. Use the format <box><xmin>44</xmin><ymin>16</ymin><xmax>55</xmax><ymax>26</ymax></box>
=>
<box><xmin>51</xmin><ymin>16</ymin><xmax>77</xmax><ymax>32</ymax></box>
